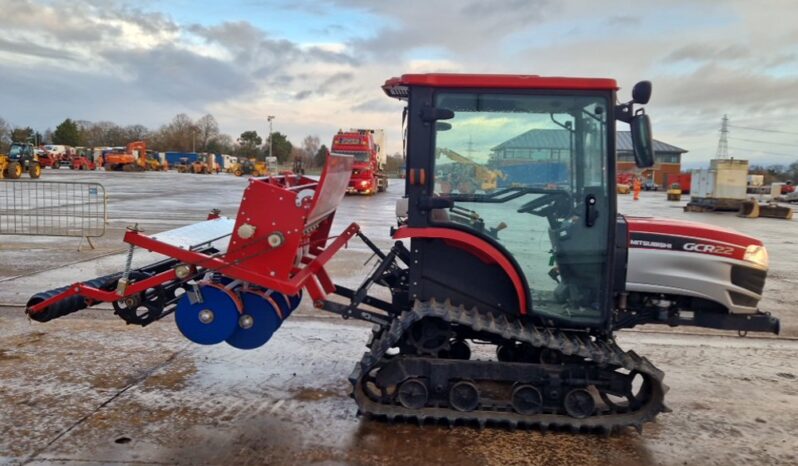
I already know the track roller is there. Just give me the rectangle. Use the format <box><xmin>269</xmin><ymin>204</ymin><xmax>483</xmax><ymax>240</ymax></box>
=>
<box><xmin>449</xmin><ymin>381</ymin><xmax>480</xmax><ymax>412</ymax></box>
<box><xmin>398</xmin><ymin>378</ymin><xmax>428</xmax><ymax>409</ymax></box>
<box><xmin>511</xmin><ymin>384</ymin><xmax>543</xmax><ymax>415</ymax></box>
<box><xmin>563</xmin><ymin>388</ymin><xmax>596</xmax><ymax>419</ymax></box>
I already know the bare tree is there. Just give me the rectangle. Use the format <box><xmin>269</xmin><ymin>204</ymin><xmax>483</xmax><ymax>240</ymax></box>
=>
<box><xmin>0</xmin><ymin>117</ymin><xmax>11</xmax><ymax>152</ymax></box>
<box><xmin>302</xmin><ymin>135</ymin><xmax>320</xmax><ymax>166</ymax></box>
<box><xmin>77</xmin><ymin>121</ymin><xmax>127</xmax><ymax>147</ymax></box>
<box><xmin>125</xmin><ymin>124</ymin><xmax>150</xmax><ymax>142</ymax></box>
<box><xmin>195</xmin><ymin>114</ymin><xmax>219</xmax><ymax>151</ymax></box>
<box><xmin>290</xmin><ymin>146</ymin><xmax>306</xmax><ymax>166</ymax></box>
<box><xmin>152</xmin><ymin>114</ymin><xmax>195</xmax><ymax>152</ymax></box>
<box><xmin>207</xmin><ymin>133</ymin><xmax>234</xmax><ymax>154</ymax></box>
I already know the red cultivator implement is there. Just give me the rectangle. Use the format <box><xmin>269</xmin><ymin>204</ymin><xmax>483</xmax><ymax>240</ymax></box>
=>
<box><xmin>27</xmin><ymin>154</ymin><xmax>366</xmax><ymax>349</ymax></box>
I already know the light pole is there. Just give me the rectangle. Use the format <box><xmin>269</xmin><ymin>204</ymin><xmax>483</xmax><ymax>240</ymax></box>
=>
<box><xmin>267</xmin><ymin>115</ymin><xmax>275</xmax><ymax>159</ymax></box>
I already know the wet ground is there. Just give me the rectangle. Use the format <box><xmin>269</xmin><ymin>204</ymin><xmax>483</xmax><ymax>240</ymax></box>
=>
<box><xmin>1</xmin><ymin>169</ymin><xmax>797</xmax><ymax>465</ymax></box>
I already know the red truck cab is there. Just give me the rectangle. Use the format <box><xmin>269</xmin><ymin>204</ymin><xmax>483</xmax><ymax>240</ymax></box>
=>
<box><xmin>331</xmin><ymin>129</ymin><xmax>388</xmax><ymax>195</ymax></box>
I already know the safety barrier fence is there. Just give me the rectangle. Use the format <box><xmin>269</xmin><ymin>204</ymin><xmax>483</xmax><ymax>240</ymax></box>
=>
<box><xmin>0</xmin><ymin>180</ymin><xmax>107</xmax><ymax>249</ymax></box>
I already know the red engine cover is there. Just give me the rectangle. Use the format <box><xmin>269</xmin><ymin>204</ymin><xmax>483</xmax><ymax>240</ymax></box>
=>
<box><xmin>626</xmin><ymin>217</ymin><xmax>761</xmax><ymax>261</ymax></box>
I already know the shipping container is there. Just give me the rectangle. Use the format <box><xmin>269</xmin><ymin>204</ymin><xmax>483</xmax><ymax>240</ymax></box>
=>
<box><xmin>495</xmin><ymin>162</ymin><xmax>569</xmax><ymax>188</ymax></box>
<box><xmin>691</xmin><ymin>159</ymin><xmax>748</xmax><ymax>200</ymax></box>
<box><xmin>164</xmin><ymin>152</ymin><xmax>199</xmax><ymax>166</ymax></box>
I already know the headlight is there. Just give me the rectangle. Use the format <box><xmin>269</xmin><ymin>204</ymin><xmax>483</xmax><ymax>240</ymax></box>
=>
<box><xmin>744</xmin><ymin>245</ymin><xmax>769</xmax><ymax>268</ymax></box>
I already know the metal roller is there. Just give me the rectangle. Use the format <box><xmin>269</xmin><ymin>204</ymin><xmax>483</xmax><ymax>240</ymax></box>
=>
<box><xmin>26</xmin><ymin>273</ymin><xmax>123</xmax><ymax>322</ymax></box>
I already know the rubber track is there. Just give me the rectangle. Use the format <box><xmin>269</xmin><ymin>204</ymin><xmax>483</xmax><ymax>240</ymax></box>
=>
<box><xmin>349</xmin><ymin>299</ymin><xmax>669</xmax><ymax>433</ymax></box>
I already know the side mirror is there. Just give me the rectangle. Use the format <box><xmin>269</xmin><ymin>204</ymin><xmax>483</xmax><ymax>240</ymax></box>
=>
<box><xmin>630</xmin><ymin>113</ymin><xmax>654</xmax><ymax>168</ymax></box>
<box><xmin>421</xmin><ymin>106</ymin><xmax>454</xmax><ymax>122</ymax></box>
<box><xmin>632</xmin><ymin>81</ymin><xmax>652</xmax><ymax>105</ymax></box>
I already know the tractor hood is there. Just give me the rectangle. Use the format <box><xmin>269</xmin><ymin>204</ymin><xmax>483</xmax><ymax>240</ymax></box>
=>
<box><xmin>626</xmin><ymin>216</ymin><xmax>764</xmax><ymax>263</ymax></box>
<box><xmin>627</xmin><ymin>217</ymin><xmax>762</xmax><ymax>247</ymax></box>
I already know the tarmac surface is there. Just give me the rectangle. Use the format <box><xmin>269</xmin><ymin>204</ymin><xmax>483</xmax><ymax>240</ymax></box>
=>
<box><xmin>1</xmin><ymin>169</ymin><xmax>797</xmax><ymax>465</ymax></box>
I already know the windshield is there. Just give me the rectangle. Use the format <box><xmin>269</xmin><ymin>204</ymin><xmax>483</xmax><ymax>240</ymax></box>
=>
<box><xmin>9</xmin><ymin>145</ymin><xmax>27</xmax><ymax>157</ymax></box>
<box><xmin>334</xmin><ymin>150</ymin><xmax>370</xmax><ymax>162</ymax></box>
<box><xmin>432</xmin><ymin>91</ymin><xmax>610</xmax><ymax>322</ymax></box>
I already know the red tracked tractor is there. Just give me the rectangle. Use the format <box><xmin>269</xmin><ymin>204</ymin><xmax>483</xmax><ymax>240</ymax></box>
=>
<box><xmin>27</xmin><ymin>74</ymin><xmax>779</xmax><ymax>433</ymax></box>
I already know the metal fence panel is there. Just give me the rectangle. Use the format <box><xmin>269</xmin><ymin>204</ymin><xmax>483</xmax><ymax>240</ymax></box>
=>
<box><xmin>0</xmin><ymin>180</ymin><xmax>107</xmax><ymax>239</ymax></box>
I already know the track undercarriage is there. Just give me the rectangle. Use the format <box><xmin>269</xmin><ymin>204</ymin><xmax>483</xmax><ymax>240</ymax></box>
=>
<box><xmin>349</xmin><ymin>300</ymin><xmax>667</xmax><ymax>433</ymax></box>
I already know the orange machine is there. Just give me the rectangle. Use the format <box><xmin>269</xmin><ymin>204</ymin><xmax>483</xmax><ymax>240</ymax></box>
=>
<box><xmin>103</xmin><ymin>141</ymin><xmax>166</xmax><ymax>171</ymax></box>
<box><xmin>104</xmin><ymin>141</ymin><xmax>146</xmax><ymax>171</ymax></box>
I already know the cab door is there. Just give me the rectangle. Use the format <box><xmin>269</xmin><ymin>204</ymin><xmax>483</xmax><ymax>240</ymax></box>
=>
<box><xmin>413</xmin><ymin>89</ymin><xmax>616</xmax><ymax>328</ymax></box>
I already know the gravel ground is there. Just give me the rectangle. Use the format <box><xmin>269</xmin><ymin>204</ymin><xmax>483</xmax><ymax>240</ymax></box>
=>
<box><xmin>1</xmin><ymin>169</ymin><xmax>797</xmax><ymax>465</ymax></box>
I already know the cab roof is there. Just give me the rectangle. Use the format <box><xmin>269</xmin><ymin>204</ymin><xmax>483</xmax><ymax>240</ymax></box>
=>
<box><xmin>383</xmin><ymin>73</ymin><xmax>618</xmax><ymax>99</ymax></box>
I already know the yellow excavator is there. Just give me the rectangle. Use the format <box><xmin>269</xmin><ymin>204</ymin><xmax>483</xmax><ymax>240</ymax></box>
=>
<box><xmin>435</xmin><ymin>147</ymin><xmax>504</xmax><ymax>193</ymax></box>
<box><xmin>143</xmin><ymin>151</ymin><xmax>168</xmax><ymax>171</ymax></box>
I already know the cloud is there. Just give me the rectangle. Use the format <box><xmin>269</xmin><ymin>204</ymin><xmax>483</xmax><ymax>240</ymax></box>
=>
<box><xmin>318</xmin><ymin>72</ymin><xmax>355</xmax><ymax>93</ymax></box>
<box><xmin>604</xmin><ymin>15</ymin><xmax>642</xmax><ymax>27</ymax></box>
<box><xmin>99</xmin><ymin>45</ymin><xmax>256</xmax><ymax>103</ymax></box>
<box><xmin>0</xmin><ymin>37</ymin><xmax>78</xmax><ymax>60</ymax></box>
<box><xmin>334</xmin><ymin>0</ymin><xmax>552</xmax><ymax>56</ymax></box>
<box><xmin>350</xmin><ymin>98</ymin><xmax>402</xmax><ymax>113</ymax></box>
<box><xmin>0</xmin><ymin>0</ymin><xmax>797</xmax><ymax>165</ymax></box>
<box><xmin>665</xmin><ymin>44</ymin><xmax>751</xmax><ymax>62</ymax></box>
<box><xmin>656</xmin><ymin>63</ymin><xmax>798</xmax><ymax>114</ymax></box>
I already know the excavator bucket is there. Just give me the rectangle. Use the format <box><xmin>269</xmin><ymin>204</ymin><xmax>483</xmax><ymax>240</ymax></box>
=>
<box><xmin>758</xmin><ymin>203</ymin><xmax>794</xmax><ymax>219</ymax></box>
<box><xmin>738</xmin><ymin>199</ymin><xmax>760</xmax><ymax>218</ymax></box>
<box><xmin>26</xmin><ymin>153</ymin><xmax>355</xmax><ymax>349</ymax></box>
<box><xmin>738</xmin><ymin>199</ymin><xmax>793</xmax><ymax>220</ymax></box>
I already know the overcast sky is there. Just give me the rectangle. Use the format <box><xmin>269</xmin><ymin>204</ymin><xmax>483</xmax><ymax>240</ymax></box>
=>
<box><xmin>1</xmin><ymin>0</ymin><xmax>796</xmax><ymax>166</ymax></box>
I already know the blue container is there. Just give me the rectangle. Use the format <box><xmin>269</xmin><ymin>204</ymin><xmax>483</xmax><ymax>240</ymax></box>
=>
<box><xmin>165</xmin><ymin>152</ymin><xmax>199</xmax><ymax>166</ymax></box>
<box><xmin>496</xmin><ymin>162</ymin><xmax>569</xmax><ymax>187</ymax></box>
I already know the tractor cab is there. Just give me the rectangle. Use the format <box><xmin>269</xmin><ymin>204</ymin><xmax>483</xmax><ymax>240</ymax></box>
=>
<box><xmin>8</xmin><ymin>142</ymin><xmax>35</xmax><ymax>161</ymax></box>
<box><xmin>386</xmin><ymin>74</ymin><xmax>653</xmax><ymax>332</ymax></box>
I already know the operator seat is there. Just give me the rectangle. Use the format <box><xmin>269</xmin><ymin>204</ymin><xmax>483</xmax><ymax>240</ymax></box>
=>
<box><xmin>395</xmin><ymin>197</ymin><xmax>450</xmax><ymax>223</ymax></box>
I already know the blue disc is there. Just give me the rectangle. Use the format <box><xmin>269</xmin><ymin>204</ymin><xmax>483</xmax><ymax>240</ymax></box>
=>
<box><xmin>225</xmin><ymin>291</ymin><xmax>282</xmax><ymax>350</ymax></box>
<box><xmin>269</xmin><ymin>292</ymin><xmax>292</xmax><ymax>317</ymax></box>
<box><xmin>288</xmin><ymin>290</ymin><xmax>303</xmax><ymax>311</ymax></box>
<box><xmin>175</xmin><ymin>285</ymin><xmax>239</xmax><ymax>345</ymax></box>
